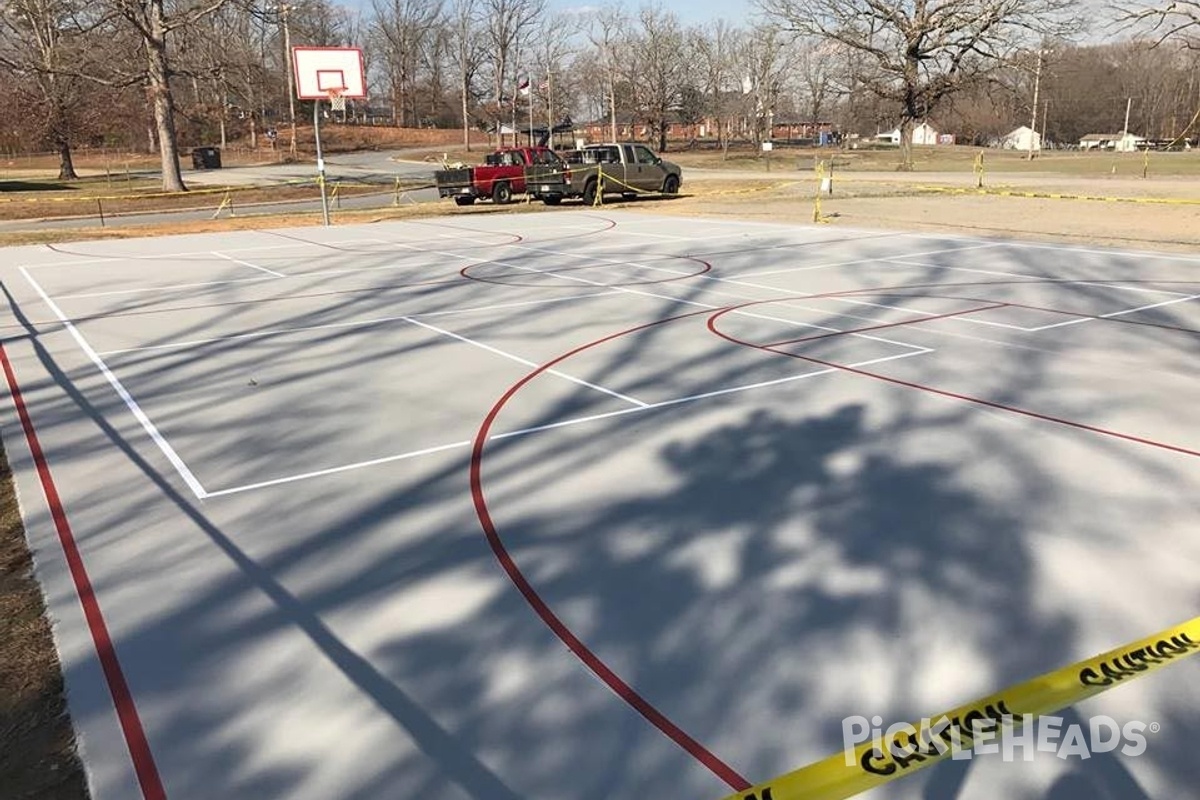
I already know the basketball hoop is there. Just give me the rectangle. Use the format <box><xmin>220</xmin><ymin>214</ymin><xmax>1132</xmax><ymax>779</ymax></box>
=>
<box><xmin>328</xmin><ymin>87</ymin><xmax>346</xmax><ymax>113</ymax></box>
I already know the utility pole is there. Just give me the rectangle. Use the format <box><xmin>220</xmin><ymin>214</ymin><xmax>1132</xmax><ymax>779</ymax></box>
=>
<box><xmin>608</xmin><ymin>44</ymin><xmax>617</xmax><ymax>142</ymax></box>
<box><xmin>1028</xmin><ymin>48</ymin><xmax>1042</xmax><ymax>161</ymax></box>
<box><xmin>277</xmin><ymin>3</ymin><xmax>297</xmax><ymax>158</ymax></box>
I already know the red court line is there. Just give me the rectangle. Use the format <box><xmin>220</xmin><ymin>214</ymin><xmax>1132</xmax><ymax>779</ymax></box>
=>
<box><xmin>467</xmin><ymin>275</ymin><xmax>1200</xmax><ymax>789</ymax></box>
<box><xmin>460</xmin><ymin>253</ymin><xmax>712</xmax><ymax>288</ymax></box>
<box><xmin>469</xmin><ymin>307</ymin><xmax>752</xmax><ymax>792</ymax></box>
<box><xmin>764</xmin><ymin>302</ymin><xmax>1008</xmax><ymax>347</ymax></box>
<box><xmin>0</xmin><ymin>344</ymin><xmax>166</xmax><ymax>800</ymax></box>
<box><xmin>707</xmin><ymin>303</ymin><xmax>1200</xmax><ymax>459</ymax></box>
<box><xmin>920</xmin><ymin>293</ymin><xmax>1200</xmax><ymax>337</ymax></box>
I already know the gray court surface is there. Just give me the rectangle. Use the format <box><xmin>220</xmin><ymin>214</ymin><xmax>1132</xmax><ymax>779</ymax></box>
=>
<box><xmin>1</xmin><ymin>211</ymin><xmax>1197</xmax><ymax>800</ymax></box>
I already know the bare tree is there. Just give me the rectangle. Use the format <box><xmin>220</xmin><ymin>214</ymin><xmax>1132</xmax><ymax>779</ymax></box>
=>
<box><xmin>757</xmin><ymin>0</ymin><xmax>1078</xmax><ymax>168</ymax></box>
<box><xmin>736</xmin><ymin>23</ymin><xmax>797</xmax><ymax>148</ymax></box>
<box><xmin>371</xmin><ymin>0</ymin><xmax>443</xmax><ymax>126</ymax></box>
<box><xmin>0</xmin><ymin>0</ymin><xmax>90</xmax><ymax>178</ymax></box>
<box><xmin>627</xmin><ymin>4</ymin><xmax>686</xmax><ymax>151</ymax></box>
<box><xmin>531</xmin><ymin>11</ymin><xmax>578</xmax><ymax>142</ymax></box>
<box><xmin>691</xmin><ymin>19</ymin><xmax>741</xmax><ymax>156</ymax></box>
<box><xmin>588</xmin><ymin>4</ymin><xmax>627</xmax><ymax>142</ymax></box>
<box><xmin>479</xmin><ymin>0</ymin><xmax>544</xmax><ymax>145</ymax></box>
<box><xmin>446</xmin><ymin>0</ymin><xmax>485</xmax><ymax>147</ymax></box>
<box><xmin>99</xmin><ymin>0</ymin><xmax>236</xmax><ymax>190</ymax></box>
<box><xmin>1121</xmin><ymin>0</ymin><xmax>1200</xmax><ymax>48</ymax></box>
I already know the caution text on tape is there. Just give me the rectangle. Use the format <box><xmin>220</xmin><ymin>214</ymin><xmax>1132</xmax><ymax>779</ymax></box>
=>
<box><xmin>720</xmin><ymin>615</ymin><xmax>1200</xmax><ymax>800</ymax></box>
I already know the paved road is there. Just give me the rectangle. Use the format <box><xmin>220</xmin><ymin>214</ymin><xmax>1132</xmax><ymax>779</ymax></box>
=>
<box><xmin>185</xmin><ymin>149</ymin><xmax>441</xmax><ymax>188</ymax></box>
<box><xmin>0</xmin><ymin>150</ymin><xmax>445</xmax><ymax>232</ymax></box>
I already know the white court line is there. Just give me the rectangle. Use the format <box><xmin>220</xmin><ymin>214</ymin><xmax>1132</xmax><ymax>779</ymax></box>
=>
<box><xmin>737</xmin><ymin>242</ymin><xmax>1003</xmax><ymax>277</ymax></box>
<box><xmin>20</xmin><ymin>267</ymin><xmax>209</xmax><ymax>500</ymax></box>
<box><xmin>203</xmin><ymin>439</ymin><xmax>475</xmax><ymax>497</ymax></box>
<box><xmin>400</xmin><ymin>316</ymin><xmax>648</xmax><ymax>408</ymax></box>
<box><xmin>203</xmin><ymin>346</ymin><xmax>933</xmax><ymax>498</ymax></box>
<box><xmin>885</xmin><ymin>258</ymin><xmax>1196</xmax><ymax>298</ymax></box>
<box><xmin>991</xmin><ymin>238</ymin><xmax>1200</xmax><ymax>264</ymax></box>
<box><xmin>95</xmin><ymin>290</ymin><xmax>619</xmax><ymax>356</ymax></box>
<box><xmin>500</xmin><ymin>243</ymin><xmax>930</xmax><ymax>352</ymax></box>
<box><xmin>56</xmin><ymin>275</ymin><xmax>279</xmax><ymax>300</ymax></box>
<box><xmin>213</xmin><ymin>251</ymin><xmax>287</xmax><ymax>278</ymax></box>
<box><xmin>1024</xmin><ymin>293</ymin><xmax>1200</xmax><ymax>331</ymax></box>
<box><xmin>20</xmin><ymin>237</ymin><xmax>400</xmax><ymax>270</ymax></box>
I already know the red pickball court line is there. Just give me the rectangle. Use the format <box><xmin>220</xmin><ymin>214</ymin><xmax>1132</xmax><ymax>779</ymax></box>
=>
<box><xmin>0</xmin><ymin>344</ymin><xmax>167</xmax><ymax>800</ymax></box>
<box><xmin>707</xmin><ymin>301</ymin><xmax>1200</xmax><ymax>459</ymax></box>
<box><xmin>469</xmin><ymin>306</ymin><xmax>752</xmax><ymax>792</ymax></box>
<box><xmin>460</xmin><ymin>253</ymin><xmax>712</xmax><ymax>288</ymax></box>
<box><xmin>467</xmin><ymin>273</ymin><xmax>1200</xmax><ymax>790</ymax></box>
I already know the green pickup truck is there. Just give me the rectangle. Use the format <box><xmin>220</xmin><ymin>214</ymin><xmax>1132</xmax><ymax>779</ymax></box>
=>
<box><xmin>524</xmin><ymin>143</ymin><xmax>682</xmax><ymax>206</ymax></box>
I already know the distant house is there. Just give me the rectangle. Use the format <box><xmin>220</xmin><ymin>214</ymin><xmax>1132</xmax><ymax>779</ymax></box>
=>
<box><xmin>876</xmin><ymin>122</ymin><xmax>940</xmax><ymax>145</ymax></box>
<box><xmin>1002</xmin><ymin>126</ymin><xmax>1041</xmax><ymax>151</ymax></box>
<box><xmin>1080</xmin><ymin>132</ymin><xmax>1147</xmax><ymax>152</ymax></box>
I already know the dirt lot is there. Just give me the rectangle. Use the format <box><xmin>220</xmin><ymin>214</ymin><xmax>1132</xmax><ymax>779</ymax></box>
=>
<box><xmin>661</xmin><ymin>175</ymin><xmax>1200</xmax><ymax>252</ymax></box>
<box><xmin>0</xmin><ymin>441</ymin><xmax>89</xmax><ymax>799</ymax></box>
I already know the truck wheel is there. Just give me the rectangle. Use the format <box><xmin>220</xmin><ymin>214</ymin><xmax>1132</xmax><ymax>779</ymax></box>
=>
<box><xmin>543</xmin><ymin>195</ymin><xmax>563</xmax><ymax>206</ymax></box>
<box><xmin>662</xmin><ymin>175</ymin><xmax>680</xmax><ymax>195</ymax></box>
<box><xmin>581</xmin><ymin>179</ymin><xmax>598</xmax><ymax>206</ymax></box>
<box><xmin>492</xmin><ymin>181</ymin><xmax>512</xmax><ymax>204</ymax></box>
<box><xmin>454</xmin><ymin>197</ymin><xmax>475</xmax><ymax>206</ymax></box>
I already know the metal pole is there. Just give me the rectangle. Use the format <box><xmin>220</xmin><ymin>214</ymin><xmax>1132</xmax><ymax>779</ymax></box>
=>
<box><xmin>1028</xmin><ymin>49</ymin><xmax>1042</xmax><ymax>161</ymax></box>
<box><xmin>314</xmin><ymin>100</ymin><xmax>331</xmax><ymax>226</ymax></box>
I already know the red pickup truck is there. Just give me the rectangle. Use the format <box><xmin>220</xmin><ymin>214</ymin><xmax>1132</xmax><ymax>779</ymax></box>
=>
<box><xmin>434</xmin><ymin>146</ymin><xmax>563</xmax><ymax>206</ymax></box>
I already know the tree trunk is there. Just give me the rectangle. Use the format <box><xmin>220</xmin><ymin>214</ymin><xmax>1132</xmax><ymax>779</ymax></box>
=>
<box><xmin>658</xmin><ymin>119</ymin><xmax>667</xmax><ymax>152</ymax></box>
<box><xmin>898</xmin><ymin>116</ymin><xmax>915</xmax><ymax>171</ymax></box>
<box><xmin>145</xmin><ymin>7</ymin><xmax>186</xmax><ymax>191</ymax></box>
<box><xmin>461</xmin><ymin>71</ymin><xmax>471</xmax><ymax>151</ymax></box>
<box><xmin>56</xmin><ymin>136</ymin><xmax>78</xmax><ymax>180</ymax></box>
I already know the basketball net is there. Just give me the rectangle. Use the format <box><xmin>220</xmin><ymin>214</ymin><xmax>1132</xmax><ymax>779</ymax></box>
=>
<box><xmin>328</xmin><ymin>87</ymin><xmax>346</xmax><ymax>114</ymax></box>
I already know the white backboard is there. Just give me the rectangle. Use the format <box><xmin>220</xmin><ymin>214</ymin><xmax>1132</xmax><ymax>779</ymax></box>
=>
<box><xmin>292</xmin><ymin>47</ymin><xmax>366</xmax><ymax>100</ymax></box>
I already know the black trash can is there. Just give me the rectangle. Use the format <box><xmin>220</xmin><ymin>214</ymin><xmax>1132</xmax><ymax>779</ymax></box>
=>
<box><xmin>191</xmin><ymin>147</ymin><xmax>222</xmax><ymax>169</ymax></box>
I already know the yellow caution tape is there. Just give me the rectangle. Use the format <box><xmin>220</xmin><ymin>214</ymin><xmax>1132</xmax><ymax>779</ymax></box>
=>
<box><xmin>720</xmin><ymin>615</ymin><xmax>1200</xmax><ymax>800</ymax></box>
<box><xmin>0</xmin><ymin>176</ymin><xmax>388</xmax><ymax>205</ymax></box>
<box><xmin>916</xmin><ymin>185</ymin><xmax>1200</xmax><ymax>205</ymax></box>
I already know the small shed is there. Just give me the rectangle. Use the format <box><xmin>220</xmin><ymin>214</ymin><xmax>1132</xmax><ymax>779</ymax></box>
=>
<box><xmin>1002</xmin><ymin>126</ymin><xmax>1041</xmax><ymax>151</ymax></box>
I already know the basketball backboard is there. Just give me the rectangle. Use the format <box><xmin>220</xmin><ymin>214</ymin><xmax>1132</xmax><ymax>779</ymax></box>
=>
<box><xmin>292</xmin><ymin>47</ymin><xmax>366</xmax><ymax>100</ymax></box>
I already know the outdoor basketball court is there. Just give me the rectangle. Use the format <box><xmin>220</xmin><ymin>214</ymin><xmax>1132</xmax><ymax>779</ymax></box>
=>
<box><xmin>1</xmin><ymin>210</ymin><xmax>1197</xmax><ymax>800</ymax></box>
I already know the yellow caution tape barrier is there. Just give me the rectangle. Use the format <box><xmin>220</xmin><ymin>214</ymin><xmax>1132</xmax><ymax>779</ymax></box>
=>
<box><xmin>719</xmin><ymin>615</ymin><xmax>1200</xmax><ymax>800</ymax></box>
<box><xmin>916</xmin><ymin>185</ymin><xmax>1200</xmax><ymax>206</ymax></box>
<box><xmin>0</xmin><ymin>176</ymin><xmax>388</xmax><ymax>205</ymax></box>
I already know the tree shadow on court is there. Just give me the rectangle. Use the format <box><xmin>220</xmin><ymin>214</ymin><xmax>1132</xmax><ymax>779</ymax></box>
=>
<box><xmin>3</xmin><ymin>230</ymin><xmax>1198</xmax><ymax>800</ymax></box>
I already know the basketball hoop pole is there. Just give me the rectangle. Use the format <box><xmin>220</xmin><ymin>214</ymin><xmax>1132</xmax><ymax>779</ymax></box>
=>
<box><xmin>314</xmin><ymin>98</ymin><xmax>331</xmax><ymax>226</ymax></box>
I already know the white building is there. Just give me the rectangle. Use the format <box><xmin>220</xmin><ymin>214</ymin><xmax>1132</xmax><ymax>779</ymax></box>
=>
<box><xmin>875</xmin><ymin>122</ymin><xmax>940</xmax><ymax>145</ymax></box>
<box><xmin>1001</xmin><ymin>126</ymin><xmax>1041</xmax><ymax>151</ymax></box>
<box><xmin>1080</xmin><ymin>132</ymin><xmax>1147</xmax><ymax>151</ymax></box>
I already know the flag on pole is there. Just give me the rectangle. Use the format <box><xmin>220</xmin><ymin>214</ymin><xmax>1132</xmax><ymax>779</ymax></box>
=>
<box><xmin>517</xmin><ymin>77</ymin><xmax>531</xmax><ymax>97</ymax></box>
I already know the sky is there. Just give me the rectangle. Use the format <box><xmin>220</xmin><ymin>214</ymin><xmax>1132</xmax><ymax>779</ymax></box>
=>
<box><xmin>552</xmin><ymin>0</ymin><xmax>757</xmax><ymax>26</ymax></box>
<box><xmin>344</xmin><ymin>0</ymin><xmax>759</xmax><ymax>29</ymax></box>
